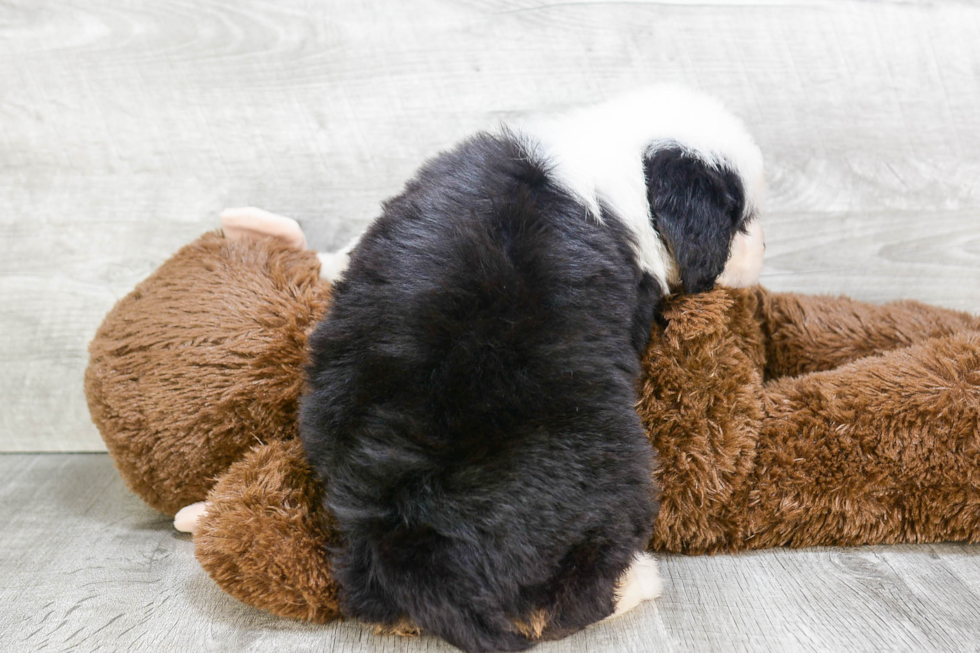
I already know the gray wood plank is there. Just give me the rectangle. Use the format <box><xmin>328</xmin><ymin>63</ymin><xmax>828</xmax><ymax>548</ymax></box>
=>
<box><xmin>2</xmin><ymin>0</ymin><xmax>979</xmax><ymax>450</ymax></box>
<box><xmin>762</xmin><ymin>209</ymin><xmax>980</xmax><ymax>310</ymax></box>
<box><xmin>3</xmin><ymin>453</ymin><xmax>980</xmax><ymax>652</ymax></box>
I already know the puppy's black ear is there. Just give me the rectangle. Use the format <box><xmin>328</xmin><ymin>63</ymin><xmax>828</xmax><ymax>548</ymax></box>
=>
<box><xmin>644</xmin><ymin>146</ymin><xmax>746</xmax><ymax>294</ymax></box>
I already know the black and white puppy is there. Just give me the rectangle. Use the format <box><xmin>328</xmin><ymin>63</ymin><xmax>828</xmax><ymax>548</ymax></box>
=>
<box><xmin>301</xmin><ymin>86</ymin><xmax>765</xmax><ymax>653</ymax></box>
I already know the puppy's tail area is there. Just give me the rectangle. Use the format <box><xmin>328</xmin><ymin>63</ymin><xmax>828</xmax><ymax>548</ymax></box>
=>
<box><xmin>342</xmin><ymin>532</ymin><xmax>535</xmax><ymax>653</ymax></box>
<box><xmin>405</xmin><ymin>594</ymin><xmax>535</xmax><ymax>653</ymax></box>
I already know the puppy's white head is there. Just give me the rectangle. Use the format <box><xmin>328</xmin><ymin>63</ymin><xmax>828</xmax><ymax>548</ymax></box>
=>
<box><xmin>518</xmin><ymin>85</ymin><xmax>766</xmax><ymax>293</ymax></box>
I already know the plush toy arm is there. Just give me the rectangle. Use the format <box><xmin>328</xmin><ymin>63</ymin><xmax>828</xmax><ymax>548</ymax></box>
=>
<box><xmin>638</xmin><ymin>289</ymin><xmax>766</xmax><ymax>554</ymax></box>
<box><xmin>192</xmin><ymin>439</ymin><xmax>343</xmax><ymax>623</ymax></box>
<box><xmin>756</xmin><ymin>288</ymin><xmax>980</xmax><ymax>379</ymax></box>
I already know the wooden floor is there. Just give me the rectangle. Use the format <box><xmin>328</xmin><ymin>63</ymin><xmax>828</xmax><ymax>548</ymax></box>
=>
<box><xmin>3</xmin><ymin>0</ymin><xmax>980</xmax><ymax>650</ymax></box>
<box><xmin>4</xmin><ymin>453</ymin><xmax>980</xmax><ymax>653</ymax></box>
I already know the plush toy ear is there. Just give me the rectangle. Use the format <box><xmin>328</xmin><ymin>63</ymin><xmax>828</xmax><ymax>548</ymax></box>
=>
<box><xmin>220</xmin><ymin>206</ymin><xmax>308</xmax><ymax>250</ymax></box>
<box><xmin>644</xmin><ymin>146</ymin><xmax>747</xmax><ymax>294</ymax></box>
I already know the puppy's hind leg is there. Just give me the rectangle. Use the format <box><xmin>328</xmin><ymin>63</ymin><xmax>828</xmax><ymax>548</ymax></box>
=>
<box><xmin>608</xmin><ymin>552</ymin><xmax>662</xmax><ymax>619</ymax></box>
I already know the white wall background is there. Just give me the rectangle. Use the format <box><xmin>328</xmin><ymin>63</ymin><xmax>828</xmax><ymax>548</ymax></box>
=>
<box><xmin>2</xmin><ymin>0</ymin><xmax>978</xmax><ymax>451</ymax></box>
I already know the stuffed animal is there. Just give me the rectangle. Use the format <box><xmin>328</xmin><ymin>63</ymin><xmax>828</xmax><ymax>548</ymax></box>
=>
<box><xmin>85</xmin><ymin>210</ymin><xmax>980</xmax><ymax>630</ymax></box>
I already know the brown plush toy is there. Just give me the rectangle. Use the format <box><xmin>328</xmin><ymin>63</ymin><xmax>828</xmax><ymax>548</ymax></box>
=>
<box><xmin>85</xmin><ymin>211</ymin><xmax>980</xmax><ymax>629</ymax></box>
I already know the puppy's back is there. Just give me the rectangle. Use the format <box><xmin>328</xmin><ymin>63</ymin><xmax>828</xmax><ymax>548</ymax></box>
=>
<box><xmin>301</xmin><ymin>133</ymin><xmax>658</xmax><ymax>652</ymax></box>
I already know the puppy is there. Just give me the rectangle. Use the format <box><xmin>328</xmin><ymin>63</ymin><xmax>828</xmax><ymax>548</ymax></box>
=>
<box><xmin>300</xmin><ymin>86</ymin><xmax>764</xmax><ymax>652</ymax></box>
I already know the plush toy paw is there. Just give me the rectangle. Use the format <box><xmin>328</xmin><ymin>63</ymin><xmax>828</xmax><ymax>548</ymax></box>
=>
<box><xmin>220</xmin><ymin>206</ymin><xmax>307</xmax><ymax>250</ymax></box>
<box><xmin>174</xmin><ymin>501</ymin><xmax>208</xmax><ymax>534</ymax></box>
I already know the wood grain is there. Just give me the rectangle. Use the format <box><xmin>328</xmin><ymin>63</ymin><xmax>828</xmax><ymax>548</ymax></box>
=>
<box><xmin>3</xmin><ymin>453</ymin><xmax>979</xmax><ymax>652</ymax></box>
<box><xmin>1</xmin><ymin>0</ymin><xmax>979</xmax><ymax>450</ymax></box>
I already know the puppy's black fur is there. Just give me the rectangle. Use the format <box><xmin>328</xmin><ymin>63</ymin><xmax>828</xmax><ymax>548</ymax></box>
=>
<box><xmin>300</xmin><ymin>134</ymin><xmax>745</xmax><ymax>652</ymax></box>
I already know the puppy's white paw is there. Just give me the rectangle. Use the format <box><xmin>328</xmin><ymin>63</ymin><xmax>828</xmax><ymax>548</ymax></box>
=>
<box><xmin>609</xmin><ymin>551</ymin><xmax>662</xmax><ymax>619</ymax></box>
<box><xmin>317</xmin><ymin>231</ymin><xmax>363</xmax><ymax>283</ymax></box>
<box><xmin>173</xmin><ymin>501</ymin><xmax>208</xmax><ymax>535</ymax></box>
<box><xmin>318</xmin><ymin>251</ymin><xmax>352</xmax><ymax>283</ymax></box>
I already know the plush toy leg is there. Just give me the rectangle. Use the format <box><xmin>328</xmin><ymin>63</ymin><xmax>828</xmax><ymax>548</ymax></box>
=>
<box><xmin>643</xmin><ymin>291</ymin><xmax>980</xmax><ymax>553</ymax></box>
<box><xmin>757</xmin><ymin>288</ymin><xmax>980</xmax><ymax>379</ymax></box>
<box><xmin>743</xmin><ymin>330</ymin><xmax>980</xmax><ymax>550</ymax></box>
<box><xmin>220</xmin><ymin>207</ymin><xmax>308</xmax><ymax>250</ymax></box>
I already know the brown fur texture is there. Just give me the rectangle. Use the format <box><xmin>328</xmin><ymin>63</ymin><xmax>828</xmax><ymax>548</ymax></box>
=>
<box><xmin>641</xmin><ymin>287</ymin><xmax>980</xmax><ymax>554</ymax></box>
<box><xmin>85</xmin><ymin>234</ymin><xmax>980</xmax><ymax>623</ymax></box>
<box><xmin>194</xmin><ymin>438</ymin><xmax>342</xmax><ymax>622</ymax></box>
<box><xmin>84</xmin><ymin>233</ymin><xmax>330</xmax><ymax>516</ymax></box>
